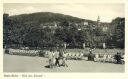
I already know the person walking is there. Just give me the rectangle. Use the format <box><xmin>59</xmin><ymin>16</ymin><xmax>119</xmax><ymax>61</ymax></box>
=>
<box><xmin>54</xmin><ymin>49</ymin><xmax>60</xmax><ymax>67</ymax></box>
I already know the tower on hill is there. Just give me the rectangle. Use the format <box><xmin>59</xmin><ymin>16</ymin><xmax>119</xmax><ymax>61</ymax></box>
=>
<box><xmin>97</xmin><ymin>16</ymin><xmax>100</xmax><ymax>27</ymax></box>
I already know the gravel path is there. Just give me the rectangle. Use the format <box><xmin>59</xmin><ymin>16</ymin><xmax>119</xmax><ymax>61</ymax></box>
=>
<box><xmin>3</xmin><ymin>54</ymin><xmax>124</xmax><ymax>72</ymax></box>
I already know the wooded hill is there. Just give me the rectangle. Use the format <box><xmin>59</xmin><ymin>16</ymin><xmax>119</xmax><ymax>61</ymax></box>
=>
<box><xmin>3</xmin><ymin>12</ymin><xmax>125</xmax><ymax>48</ymax></box>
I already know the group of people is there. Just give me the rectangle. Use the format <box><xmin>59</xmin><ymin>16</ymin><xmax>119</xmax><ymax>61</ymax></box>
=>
<box><xmin>47</xmin><ymin>48</ymin><xmax>68</xmax><ymax>68</ymax></box>
<box><xmin>47</xmin><ymin>48</ymin><xmax>124</xmax><ymax>68</ymax></box>
<box><xmin>87</xmin><ymin>48</ymin><xmax>124</xmax><ymax>64</ymax></box>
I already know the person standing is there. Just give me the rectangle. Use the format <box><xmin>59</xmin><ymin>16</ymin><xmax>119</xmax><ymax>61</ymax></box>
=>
<box><xmin>114</xmin><ymin>52</ymin><xmax>122</xmax><ymax>64</ymax></box>
<box><xmin>61</xmin><ymin>49</ymin><xmax>68</xmax><ymax>67</ymax></box>
<box><xmin>48</xmin><ymin>49</ymin><xmax>53</xmax><ymax>68</ymax></box>
<box><xmin>55</xmin><ymin>49</ymin><xmax>60</xmax><ymax>67</ymax></box>
<box><xmin>88</xmin><ymin>49</ymin><xmax>95</xmax><ymax>61</ymax></box>
<box><xmin>88</xmin><ymin>49</ymin><xmax>92</xmax><ymax>60</ymax></box>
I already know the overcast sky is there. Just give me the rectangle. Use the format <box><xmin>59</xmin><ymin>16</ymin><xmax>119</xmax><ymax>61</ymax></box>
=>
<box><xmin>3</xmin><ymin>3</ymin><xmax>124</xmax><ymax>22</ymax></box>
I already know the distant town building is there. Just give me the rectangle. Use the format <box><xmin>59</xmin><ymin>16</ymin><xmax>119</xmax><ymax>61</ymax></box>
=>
<box><xmin>83</xmin><ymin>21</ymin><xmax>88</xmax><ymax>25</ymax></box>
<box><xmin>102</xmin><ymin>27</ymin><xmax>108</xmax><ymax>32</ymax></box>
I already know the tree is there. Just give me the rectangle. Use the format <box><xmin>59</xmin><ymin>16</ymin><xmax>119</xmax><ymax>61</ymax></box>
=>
<box><xmin>3</xmin><ymin>13</ymin><xmax>13</xmax><ymax>48</ymax></box>
<box><xmin>107</xmin><ymin>17</ymin><xmax>125</xmax><ymax>48</ymax></box>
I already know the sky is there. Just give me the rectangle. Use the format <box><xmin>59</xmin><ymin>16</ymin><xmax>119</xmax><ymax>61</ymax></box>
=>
<box><xmin>3</xmin><ymin>3</ymin><xmax>125</xmax><ymax>22</ymax></box>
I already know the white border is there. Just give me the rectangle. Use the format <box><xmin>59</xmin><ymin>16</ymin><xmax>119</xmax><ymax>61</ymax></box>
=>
<box><xmin>1</xmin><ymin>0</ymin><xmax>128</xmax><ymax>79</ymax></box>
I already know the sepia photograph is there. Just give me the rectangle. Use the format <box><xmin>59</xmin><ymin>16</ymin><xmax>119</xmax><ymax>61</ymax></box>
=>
<box><xmin>3</xmin><ymin>3</ymin><xmax>125</xmax><ymax>72</ymax></box>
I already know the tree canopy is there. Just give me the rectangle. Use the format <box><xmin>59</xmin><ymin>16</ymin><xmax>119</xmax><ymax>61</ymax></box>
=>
<box><xmin>3</xmin><ymin>12</ymin><xmax>125</xmax><ymax>49</ymax></box>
